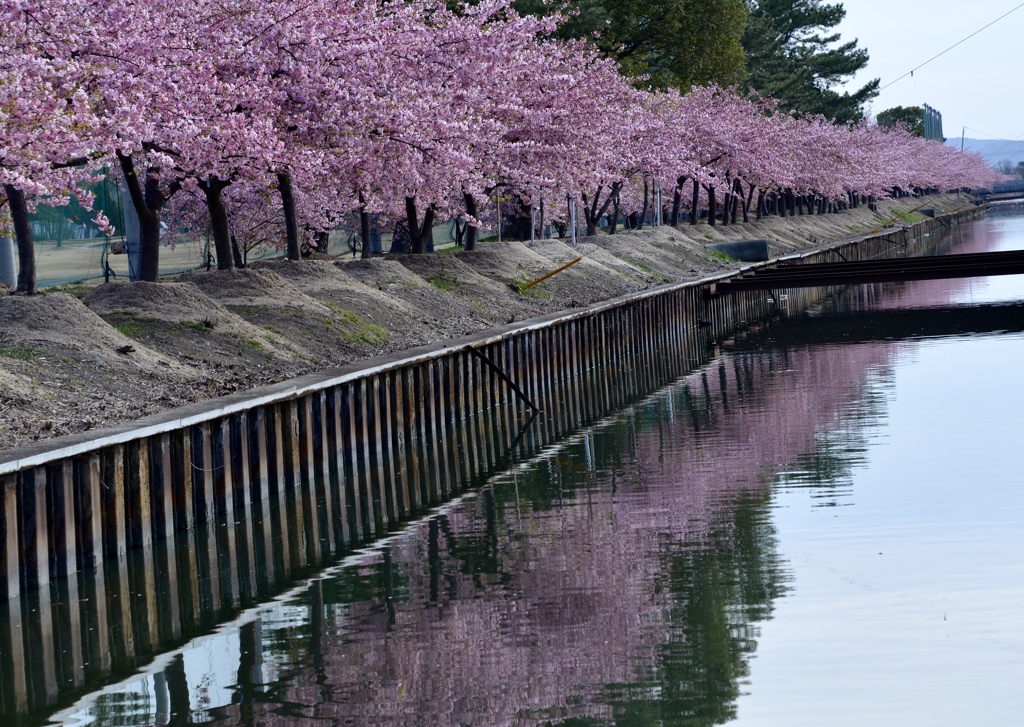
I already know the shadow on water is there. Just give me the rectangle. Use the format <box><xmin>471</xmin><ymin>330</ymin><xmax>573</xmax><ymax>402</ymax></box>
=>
<box><xmin>2</xmin><ymin>209</ymin><xmax>1022</xmax><ymax>725</ymax></box>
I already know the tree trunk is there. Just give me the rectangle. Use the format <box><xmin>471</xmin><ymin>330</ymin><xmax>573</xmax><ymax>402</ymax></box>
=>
<box><xmin>200</xmin><ymin>177</ymin><xmax>234</xmax><ymax>270</ymax></box>
<box><xmin>636</xmin><ymin>180</ymin><xmax>649</xmax><ymax>231</ymax></box>
<box><xmin>581</xmin><ymin>187</ymin><xmax>602</xmax><ymax>237</ymax></box>
<box><xmin>405</xmin><ymin>197</ymin><xmax>421</xmax><ymax>253</ymax></box>
<box><xmin>609</xmin><ymin>193</ymin><xmax>620</xmax><ymax>235</ymax></box>
<box><xmin>720</xmin><ymin>176</ymin><xmax>731</xmax><ymax>225</ymax></box>
<box><xmin>511</xmin><ymin>198</ymin><xmax>532</xmax><ymax>240</ymax></box>
<box><xmin>744</xmin><ymin>182</ymin><xmax>755</xmax><ymax>223</ymax></box>
<box><xmin>419</xmin><ymin>205</ymin><xmax>435</xmax><ymax>252</ymax></box>
<box><xmin>756</xmin><ymin>189</ymin><xmax>765</xmax><ymax>220</ymax></box>
<box><xmin>706</xmin><ymin>185</ymin><xmax>716</xmax><ymax>227</ymax></box>
<box><xmin>117</xmin><ymin>152</ymin><xmax>175</xmax><ymax>282</ymax></box>
<box><xmin>359</xmin><ymin>191</ymin><xmax>372</xmax><ymax>259</ymax></box>
<box><xmin>277</xmin><ymin>172</ymin><xmax>301</xmax><ymax>262</ymax></box>
<box><xmin>3</xmin><ymin>185</ymin><xmax>36</xmax><ymax>294</ymax></box>
<box><xmin>464</xmin><ymin>192</ymin><xmax>479</xmax><ymax>251</ymax></box>
<box><xmin>316</xmin><ymin>230</ymin><xmax>330</xmax><ymax>253</ymax></box>
<box><xmin>671</xmin><ymin>177</ymin><xmax>685</xmax><ymax>227</ymax></box>
<box><xmin>690</xmin><ymin>178</ymin><xmax>700</xmax><ymax>225</ymax></box>
<box><xmin>230</xmin><ymin>233</ymin><xmax>245</xmax><ymax>268</ymax></box>
<box><xmin>582</xmin><ymin>182</ymin><xmax>621</xmax><ymax>237</ymax></box>
<box><xmin>401</xmin><ymin>199</ymin><xmax>435</xmax><ymax>252</ymax></box>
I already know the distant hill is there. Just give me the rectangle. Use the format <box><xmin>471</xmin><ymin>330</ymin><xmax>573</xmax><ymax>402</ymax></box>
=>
<box><xmin>947</xmin><ymin>138</ymin><xmax>1024</xmax><ymax>167</ymax></box>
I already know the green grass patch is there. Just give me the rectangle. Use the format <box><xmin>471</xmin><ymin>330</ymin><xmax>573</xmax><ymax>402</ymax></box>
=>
<box><xmin>511</xmin><ymin>276</ymin><xmax>552</xmax><ymax>299</ymax></box>
<box><xmin>333</xmin><ymin>309</ymin><xmax>389</xmax><ymax>345</ymax></box>
<box><xmin>241</xmin><ymin>338</ymin><xmax>263</xmax><ymax>351</ymax></box>
<box><xmin>429</xmin><ymin>269</ymin><xmax>458</xmax><ymax>293</ymax></box>
<box><xmin>619</xmin><ymin>255</ymin><xmax>655</xmax><ymax>274</ymax></box>
<box><xmin>41</xmin><ymin>283</ymin><xmax>90</xmax><ymax>295</ymax></box>
<box><xmin>709</xmin><ymin>249</ymin><xmax>738</xmax><ymax>264</ymax></box>
<box><xmin>895</xmin><ymin>211</ymin><xmax>927</xmax><ymax>224</ymax></box>
<box><xmin>177</xmin><ymin>319</ymin><xmax>213</xmax><ymax>332</ymax></box>
<box><xmin>113</xmin><ymin>320</ymin><xmax>144</xmax><ymax>338</ymax></box>
<box><xmin>0</xmin><ymin>343</ymin><xmax>44</xmax><ymax>361</ymax></box>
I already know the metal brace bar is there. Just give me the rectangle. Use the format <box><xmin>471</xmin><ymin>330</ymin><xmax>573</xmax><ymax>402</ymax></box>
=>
<box><xmin>466</xmin><ymin>346</ymin><xmax>541</xmax><ymax>414</ymax></box>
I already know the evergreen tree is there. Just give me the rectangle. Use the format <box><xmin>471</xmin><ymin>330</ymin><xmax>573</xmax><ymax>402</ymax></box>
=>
<box><xmin>876</xmin><ymin>106</ymin><xmax>925</xmax><ymax>137</ymax></box>
<box><xmin>743</xmin><ymin>0</ymin><xmax>878</xmax><ymax>123</ymax></box>
<box><xmin>513</xmin><ymin>0</ymin><xmax>748</xmax><ymax>91</ymax></box>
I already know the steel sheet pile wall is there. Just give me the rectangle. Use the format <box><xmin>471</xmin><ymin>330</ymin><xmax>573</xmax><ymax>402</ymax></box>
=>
<box><xmin>0</xmin><ymin>206</ymin><xmax>980</xmax><ymax>722</ymax></box>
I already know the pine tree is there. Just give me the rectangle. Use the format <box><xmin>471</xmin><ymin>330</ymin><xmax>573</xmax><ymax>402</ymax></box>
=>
<box><xmin>743</xmin><ymin>0</ymin><xmax>878</xmax><ymax>123</ymax></box>
<box><xmin>513</xmin><ymin>0</ymin><xmax>748</xmax><ymax>91</ymax></box>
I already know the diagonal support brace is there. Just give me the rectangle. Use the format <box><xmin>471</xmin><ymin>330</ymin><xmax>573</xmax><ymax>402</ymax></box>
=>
<box><xmin>466</xmin><ymin>346</ymin><xmax>541</xmax><ymax>414</ymax></box>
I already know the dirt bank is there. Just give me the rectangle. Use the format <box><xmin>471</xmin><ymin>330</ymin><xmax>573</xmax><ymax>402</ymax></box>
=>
<box><xmin>0</xmin><ymin>195</ymin><xmax>973</xmax><ymax>451</ymax></box>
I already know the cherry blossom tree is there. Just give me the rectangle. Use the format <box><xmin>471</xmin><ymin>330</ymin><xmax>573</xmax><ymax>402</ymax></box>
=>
<box><xmin>1</xmin><ymin>0</ymin><xmax>111</xmax><ymax>293</ymax></box>
<box><xmin>2</xmin><ymin>0</ymin><xmax>1000</xmax><ymax>295</ymax></box>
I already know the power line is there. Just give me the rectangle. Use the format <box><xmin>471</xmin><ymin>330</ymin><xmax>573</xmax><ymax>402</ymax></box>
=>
<box><xmin>985</xmin><ymin>133</ymin><xmax>1024</xmax><ymax>159</ymax></box>
<box><xmin>880</xmin><ymin>2</ymin><xmax>1024</xmax><ymax>91</ymax></box>
<box><xmin>963</xmin><ymin>126</ymin><xmax>1011</xmax><ymax>140</ymax></box>
<box><xmin>983</xmin><ymin>149</ymin><xmax>1024</xmax><ymax>161</ymax></box>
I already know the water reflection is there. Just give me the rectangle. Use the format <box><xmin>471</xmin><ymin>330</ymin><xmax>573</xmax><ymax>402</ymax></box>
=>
<box><xmin>56</xmin><ymin>310</ymin><xmax>913</xmax><ymax>723</ymax></box>
<box><xmin>22</xmin><ymin>209</ymin><xmax>1024</xmax><ymax>725</ymax></box>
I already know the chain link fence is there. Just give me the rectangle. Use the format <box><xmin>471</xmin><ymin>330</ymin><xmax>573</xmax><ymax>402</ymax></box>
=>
<box><xmin>1</xmin><ymin>218</ymin><xmax>470</xmax><ymax>290</ymax></box>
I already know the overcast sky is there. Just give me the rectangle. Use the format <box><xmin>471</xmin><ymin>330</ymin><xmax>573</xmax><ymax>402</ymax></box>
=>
<box><xmin>836</xmin><ymin>0</ymin><xmax>1024</xmax><ymax>141</ymax></box>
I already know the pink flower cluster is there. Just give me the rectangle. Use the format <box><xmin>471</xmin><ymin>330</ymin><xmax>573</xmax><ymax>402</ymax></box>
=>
<box><xmin>1</xmin><ymin>0</ymin><xmax>1000</xmax><ymax>257</ymax></box>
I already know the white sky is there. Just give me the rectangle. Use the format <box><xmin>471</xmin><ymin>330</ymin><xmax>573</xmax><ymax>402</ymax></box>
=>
<box><xmin>835</xmin><ymin>0</ymin><xmax>1024</xmax><ymax>140</ymax></box>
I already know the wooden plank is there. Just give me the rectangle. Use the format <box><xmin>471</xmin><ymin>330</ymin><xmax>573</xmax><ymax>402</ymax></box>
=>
<box><xmin>1</xmin><ymin>474</ymin><xmax>19</xmax><ymax>600</ymax></box>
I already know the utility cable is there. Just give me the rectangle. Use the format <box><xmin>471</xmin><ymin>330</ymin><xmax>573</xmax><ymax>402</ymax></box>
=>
<box><xmin>963</xmin><ymin>126</ymin><xmax>1010</xmax><ymax>140</ymax></box>
<box><xmin>880</xmin><ymin>2</ymin><xmax>1024</xmax><ymax>91</ymax></box>
<box><xmin>985</xmin><ymin>133</ymin><xmax>1024</xmax><ymax>159</ymax></box>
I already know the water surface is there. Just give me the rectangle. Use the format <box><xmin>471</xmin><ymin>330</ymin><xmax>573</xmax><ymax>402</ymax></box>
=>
<box><xmin>46</xmin><ymin>209</ymin><xmax>1024</xmax><ymax>725</ymax></box>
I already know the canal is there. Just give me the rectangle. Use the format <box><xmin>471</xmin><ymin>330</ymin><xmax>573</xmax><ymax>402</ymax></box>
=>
<box><xmin>9</xmin><ymin>206</ymin><xmax>1024</xmax><ymax>725</ymax></box>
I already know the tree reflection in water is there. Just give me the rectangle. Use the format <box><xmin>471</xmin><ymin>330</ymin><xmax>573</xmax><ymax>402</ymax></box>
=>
<box><xmin>50</xmin><ymin>216</ymin><xmax>1019</xmax><ymax>726</ymax></box>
